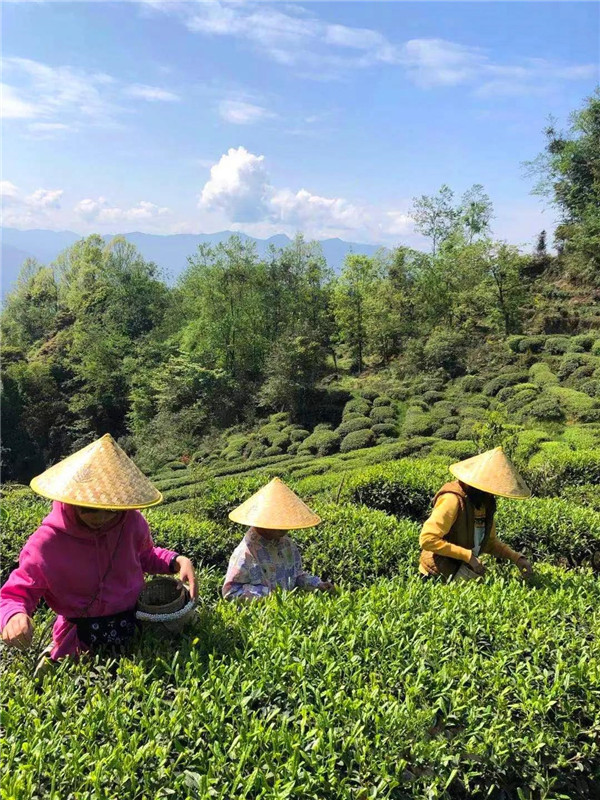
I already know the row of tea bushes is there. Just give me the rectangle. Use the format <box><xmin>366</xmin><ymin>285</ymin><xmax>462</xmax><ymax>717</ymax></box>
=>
<box><xmin>3</xmin><ymin>565</ymin><xmax>599</xmax><ymax>799</ymax></box>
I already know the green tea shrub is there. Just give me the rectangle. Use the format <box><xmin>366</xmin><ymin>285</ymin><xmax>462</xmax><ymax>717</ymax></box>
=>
<box><xmin>513</xmin><ymin>429</ymin><xmax>551</xmax><ymax>463</ymax></box>
<box><xmin>370</xmin><ymin>406</ymin><xmax>395</xmax><ymax>423</ymax></box>
<box><xmin>298</xmin><ymin>429</ymin><xmax>341</xmax><ymax>457</ymax></box>
<box><xmin>335</xmin><ymin>416</ymin><xmax>372</xmax><ymax>436</ymax></box>
<box><xmin>560</xmin><ymin>483</ymin><xmax>600</xmax><ymax>511</ymax></box>
<box><xmin>269</xmin><ymin>411</ymin><xmax>290</xmax><ymax>424</ymax></box>
<box><xmin>372</xmin><ymin>423</ymin><xmax>398</xmax><ymax>437</ymax></box>
<box><xmin>430</xmin><ymin>439</ymin><xmax>477</xmax><ymax>460</ymax></box>
<box><xmin>164</xmin><ymin>460</ymin><xmax>187</xmax><ymax>471</ymax></box>
<box><xmin>422</xmin><ymin>390</ymin><xmax>444</xmax><ymax>404</ymax></box>
<box><xmin>579</xmin><ymin>408</ymin><xmax>600</xmax><ymax>422</ymax></box>
<box><xmin>464</xmin><ymin>395</ymin><xmax>490</xmax><ymax>408</ymax></box>
<box><xmin>483</xmin><ymin>372</ymin><xmax>528</xmax><ymax>397</ymax></box>
<box><xmin>506</xmin><ymin>334</ymin><xmax>524</xmax><ymax>353</ymax></box>
<box><xmin>430</xmin><ymin>400</ymin><xmax>457</xmax><ymax>420</ymax></box>
<box><xmin>343</xmin><ymin>398</ymin><xmax>371</xmax><ymax>417</ymax></box>
<box><xmin>517</xmin><ymin>335</ymin><xmax>545</xmax><ymax>353</ymax></box>
<box><xmin>580</xmin><ymin>379</ymin><xmax>600</xmax><ymax>398</ymax></box>
<box><xmin>570</xmin><ymin>333</ymin><xmax>598</xmax><ymax>352</ymax></box>
<box><xmin>557</xmin><ymin>353</ymin><xmax>590</xmax><ymax>380</ymax></box>
<box><xmin>529</xmin><ymin>362</ymin><xmax>559</xmax><ymax>387</ymax></box>
<box><xmin>402</xmin><ymin>409</ymin><xmax>435</xmax><ymax>437</ymax></box>
<box><xmin>340</xmin><ymin>429</ymin><xmax>375</xmax><ymax>453</ymax></box>
<box><xmin>313</xmin><ymin>423</ymin><xmax>333</xmax><ymax>431</ymax></box>
<box><xmin>519</xmin><ymin>395</ymin><xmax>564</xmax><ymax>422</ymax></box>
<box><xmin>561</xmin><ymin>424</ymin><xmax>600</xmax><ymax>450</ymax></box>
<box><xmin>372</xmin><ymin>395</ymin><xmax>393</xmax><ymax>407</ymax></box>
<box><xmin>459</xmin><ymin>375</ymin><xmax>483</xmax><ymax>393</ymax></box>
<box><xmin>456</xmin><ymin>420</ymin><xmax>477</xmax><ymax>440</ymax></box>
<box><xmin>4</xmin><ymin>568</ymin><xmax>600</xmax><ymax>799</ymax></box>
<box><xmin>289</xmin><ymin>428</ymin><xmax>310</xmax><ymax>442</ymax></box>
<box><xmin>287</xmin><ymin>442</ymin><xmax>300</xmax><ymax>456</ymax></box>
<box><xmin>407</xmin><ymin>398</ymin><xmax>429</xmax><ymax>412</ymax></box>
<box><xmin>423</xmin><ymin>328</ymin><xmax>466</xmax><ymax>376</ymax></box>
<box><xmin>527</xmin><ymin>448</ymin><xmax>600</xmax><ymax>495</ymax></box>
<box><xmin>434</xmin><ymin>423</ymin><xmax>459</xmax><ymax>440</ymax></box>
<box><xmin>358</xmin><ymin>388</ymin><xmax>379</xmax><ymax>401</ymax></box>
<box><xmin>544</xmin><ymin>336</ymin><xmax>570</xmax><ymax>354</ymax></box>
<box><xmin>496</xmin><ymin>382</ymin><xmax>538</xmax><ymax>403</ymax></box>
<box><xmin>264</xmin><ymin>445</ymin><xmax>284</xmax><ymax>457</ymax></box>
<box><xmin>592</xmin><ymin>339</ymin><xmax>600</xmax><ymax>356</ymax></box>
<box><xmin>548</xmin><ymin>386</ymin><xmax>596</xmax><ymax>420</ymax></box>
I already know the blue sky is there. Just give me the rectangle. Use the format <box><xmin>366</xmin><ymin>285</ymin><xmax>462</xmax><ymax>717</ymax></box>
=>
<box><xmin>2</xmin><ymin>0</ymin><xmax>598</xmax><ymax>249</ymax></box>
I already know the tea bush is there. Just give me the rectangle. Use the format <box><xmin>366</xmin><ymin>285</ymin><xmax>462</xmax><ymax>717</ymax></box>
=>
<box><xmin>335</xmin><ymin>416</ymin><xmax>372</xmax><ymax>437</ymax></box>
<box><xmin>298</xmin><ymin>430</ymin><xmax>341</xmax><ymax>457</ymax></box>
<box><xmin>370</xmin><ymin>406</ymin><xmax>396</xmax><ymax>423</ymax></box>
<box><xmin>340</xmin><ymin>429</ymin><xmax>375</xmax><ymax>453</ymax></box>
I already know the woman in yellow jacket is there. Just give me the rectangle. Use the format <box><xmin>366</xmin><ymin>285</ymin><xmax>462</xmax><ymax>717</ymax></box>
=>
<box><xmin>419</xmin><ymin>447</ymin><xmax>534</xmax><ymax>581</ymax></box>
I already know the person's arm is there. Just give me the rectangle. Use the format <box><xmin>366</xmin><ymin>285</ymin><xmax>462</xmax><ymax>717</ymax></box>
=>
<box><xmin>483</xmin><ymin>520</ymin><xmax>532</xmax><ymax>578</ymax></box>
<box><xmin>1</xmin><ymin>542</ymin><xmax>47</xmax><ymax>649</ymax></box>
<box><xmin>419</xmin><ymin>494</ymin><xmax>472</xmax><ymax>563</ymax></box>
<box><xmin>222</xmin><ymin>547</ymin><xmax>270</xmax><ymax>602</ymax></box>
<box><xmin>138</xmin><ymin>515</ymin><xmax>197</xmax><ymax>599</ymax></box>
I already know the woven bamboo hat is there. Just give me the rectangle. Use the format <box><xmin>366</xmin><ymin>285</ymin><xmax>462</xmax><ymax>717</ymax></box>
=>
<box><xmin>449</xmin><ymin>446</ymin><xmax>531</xmax><ymax>499</ymax></box>
<box><xmin>30</xmin><ymin>433</ymin><xmax>163</xmax><ymax>509</ymax></box>
<box><xmin>229</xmin><ymin>477</ymin><xmax>321</xmax><ymax>529</ymax></box>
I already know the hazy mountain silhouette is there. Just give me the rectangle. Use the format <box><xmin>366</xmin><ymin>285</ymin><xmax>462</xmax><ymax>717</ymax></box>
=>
<box><xmin>1</xmin><ymin>228</ymin><xmax>383</xmax><ymax>297</ymax></box>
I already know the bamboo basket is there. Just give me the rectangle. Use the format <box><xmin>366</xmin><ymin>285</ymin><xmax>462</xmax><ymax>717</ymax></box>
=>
<box><xmin>136</xmin><ymin>577</ymin><xmax>195</xmax><ymax>635</ymax></box>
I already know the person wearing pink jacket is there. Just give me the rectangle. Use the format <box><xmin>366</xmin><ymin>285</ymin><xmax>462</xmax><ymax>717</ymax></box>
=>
<box><xmin>1</xmin><ymin>434</ymin><xmax>197</xmax><ymax>662</ymax></box>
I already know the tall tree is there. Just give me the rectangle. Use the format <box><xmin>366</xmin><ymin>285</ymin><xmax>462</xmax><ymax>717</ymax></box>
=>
<box><xmin>411</xmin><ymin>184</ymin><xmax>458</xmax><ymax>255</ymax></box>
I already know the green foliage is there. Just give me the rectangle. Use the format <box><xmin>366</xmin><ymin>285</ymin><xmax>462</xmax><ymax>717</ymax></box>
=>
<box><xmin>544</xmin><ymin>336</ymin><xmax>570</xmax><ymax>354</ymax></box>
<box><xmin>458</xmin><ymin>375</ymin><xmax>483</xmax><ymax>393</ymax></box>
<box><xmin>482</xmin><ymin>371</ymin><xmax>529</xmax><ymax>397</ymax></box>
<box><xmin>529</xmin><ymin>362</ymin><xmax>560</xmax><ymax>387</ymax></box>
<box><xmin>342</xmin><ymin>398</ymin><xmax>371</xmax><ymax>418</ymax></box>
<box><xmin>298</xmin><ymin>429</ymin><xmax>341</xmax><ymax>457</ymax></box>
<box><xmin>289</xmin><ymin>428</ymin><xmax>310</xmax><ymax>442</ymax></box>
<box><xmin>369</xmin><ymin>405</ymin><xmax>396</xmax><ymax>423</ymax></box>
<box><xmin>402</xmin><ymin>408</ymin><xmax>435</xmax><ymax>437</ymax></box>
<box><xmin>372</xmin><ymin>395</ymin><xmax>392</xmax><ymax>407</ymax></box>
<box><xmin>335</xmin><ymin>416</ymin><xmax>372</xmax><ymax>437</ymax></box>
<box><xmin>339</xmin><ymin>429</ymin><xmax>376</xmax><ymax>453</ymax></box>
<box><xmin>372</xmin><ymin>423</ymin><xmax>398</xmax><ymax>437</ymax></box>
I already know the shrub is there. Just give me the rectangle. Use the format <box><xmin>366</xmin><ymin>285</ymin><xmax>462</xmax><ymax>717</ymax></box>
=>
<box><xmin>370</xmin><ymin>406</ymin><xmax>396</xmax><ymax>423</ymax></box>
<box><xmin>592</xmin><ymin>339</ymin><xmax>600</xmax><ymax>356</ymax></box>
<box><xmin>343</xmin><ymin>399</ymin><xmax>371</xmax><ymax>417</ymax></box>
<box><xmin>557</xmin><ymin>353</ymin><xmax>590</xmax><ymax>380</ymax></box>
<box><xmin>336</xmin><ymin>416</ymin><xmax>372</xmax><ymax>437</ymax></box>
<box><xmin>264</xmin><ymin>445</ymin><xmax>284</xmax><ymax>457</ymax></box>
<box><xmin>340</xmin><ymin>429</ymin><xmax>375</xmax><ymax>453</ymax></box>
<box><xmin>544</xmin><ymin>336</ymin><xmax>570</xmax><ymax>355</ymax></box>
<box><xmin>289</xmin><ymin>428</ymin><xmax>310</xmax><ymax>442</ymax></box>
<box><xmin>434</xmin><ymin>423</ymin><xmax>459</xmax><ymax>440</ymax></box>
<box><xmin>517</xmin><ymin>336</ymin><xmax>545</xmax><ymax>353</ymax></box>
<box><xmin>504</xmin><ymin>387</ymin><xmax>540</xmax><ymax>415</ymax></box>
<box><xmin>570</xmin><ymin>333</ymin><xmax>598</xmax><ymax>352</ymax></box>
<box><xmin>402</xmin><ymin>409</ymin><xmax>435</xmax><ymax>437</ymax></box>
<box><xmin>372</xmin><ymin>395</ymin><xmax>393</xmax><ymax>407</ymax></box>
<box><xmin>422</xmin><ymin>390</ymin><xmax>444</xmax><ymax>404</ymax></box>
<box><xmin>496</xmin><ymin>382</ymin><xmax>538</xmax><ymax>403</ymax></box>
<box><xmin>314</xmin><ymin>423</ymin><xmax>333</xmax><ymax>432</ymax></box>
<box><xmin>519</xmin><ymin>395</ymin><xmax>564</xmax><ymax>422</ymax></box>
<box><xmin>359</xmin><ymin>389</ymin><xmax>379</xmax><ymax>401</ymax></box>
<box><xmin>561</xmin><ymin>425</ymin><xmax>600</xmax><ymax>450</ymax></box>
<box><xmin>483</xmin><ymin>372</ymin><xmax>528</xmax><ymax>397</ymax></box>
<box><xmin>269</xmin><ymin>411</ymin><xmax>290</xmax><ymax>424</ymax></box>
<box><xmin>249</xmin><ymin>444</ymin><xmax>267</xmax><ymax>460</ymax></box>
<box><xmin>579</xmin><ymin>408</ymin><xmax>600</xmax><ymax>423</ymax></box>
<box><xmin>371</xmin><ymin>423</ymin><xmax>398</xmax><ymax>437</ymax></box>
<box><xmin>164</xmin><ymin>461</ymin><xmax>187</xmax><ymax>471</ymax></box>
<box><xmin>526</xmin><ymin>448</ymin><xmax>600</xmax><ymax>495</ymax></box>
<box><xmin>506</xmin><ymin>335</ymin><xmax>524</xmax><ymax>353</ymax></box>
<box><xmin>456</xmin><ymin>420</ymin><xmax>477</xmax><ymax>440</ymax></box>
<box><xmin>407</xmin><ymin>398</ymin><xmax>429</xmax><ymax>412</ymax></box>
<box><xmin>430</xmin><ymin>400</ymin><xmax>457</xmax><ymax>420</ymax></box>
<box><xmin>430</xmin><ymin>439</ymin><xmax>477</xmax><ymax>460</ymax></box>
<box><xmin>529</xmin><ymin>362</ymin><xmax>560</xmax><ymax>387</ymax></box>
<box><xmin>459</xmin><ymin>375</ymin><xmax>483</xmax><ymax>393</ymax></box>
<box><xmin>548</xmin><ymin>386</ymin><xmax>596</xmax><ymax>420</ymax></box>
<box><xmin>513</xmin><ymin>429</ymin><xmax>552</xmax><ymax>464</ymax></box>
<box><xmin>298</xmin><ymin>429</ymin><xmax>341</xmax><ymax>457</ymax></box>
<box><xmin>287</xmin><ymin>442</ymin><xmax>300</xmax><ymax>456</ymax></box>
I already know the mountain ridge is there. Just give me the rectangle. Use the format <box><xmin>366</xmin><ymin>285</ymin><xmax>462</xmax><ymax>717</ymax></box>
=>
<box><xmin>1</xmin><ymin>227</ymin><xmax>384</xmax><ymax>296</ymax></box>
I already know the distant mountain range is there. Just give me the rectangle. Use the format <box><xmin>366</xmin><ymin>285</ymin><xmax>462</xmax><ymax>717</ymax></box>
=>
<box><xmin>1</xmin><ymin>228</ymin><xmax>384</xmax><ymax>297</ymax></box>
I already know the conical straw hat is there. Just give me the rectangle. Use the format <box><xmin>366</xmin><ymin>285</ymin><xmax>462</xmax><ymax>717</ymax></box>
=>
<box><xmin>30</xmin><ymin>434</ymin><xmax>163</xmax><ymax>509</ymax></box>
<box><xmin>449</xmin><ymin>446</ymin><xmax>531</xmax><ymax>499</ymax></box>
<box><xmin>229</xmin><ymin>477</ymin><xmax>321</xmax><ymax>529</ymax></box>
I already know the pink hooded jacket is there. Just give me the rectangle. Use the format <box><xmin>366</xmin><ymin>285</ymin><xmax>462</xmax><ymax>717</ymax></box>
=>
<box><xmin>0</xmin><ymin>502</ymin><xmax>177</xmax><ymax>659</ymax></box>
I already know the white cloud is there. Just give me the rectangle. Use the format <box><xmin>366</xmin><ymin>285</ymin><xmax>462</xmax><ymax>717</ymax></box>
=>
<box><xmin>74</xmin><ymin>197</ymin><xmax>171</xmax><ymax>224</ymax></box>
<box><xmin>124</xmin><ymin>84</ymin><xmax>180</xmax><ymax>102</ymax></box>
<box><xmin>1</xmin><ymin>83</ymin><xmax>38</xmax><ymax>118</ymax></box>
<box><xmin>157</xmin><ymin>2</ymin><xmax>594</xmax><ymax>93</ymax></box>
<box><xmin>199</xmin><ymin>146</ymin><xmax>272</xmax><ymax>222</ymax></box>
<box><xmin>199</xmin><ymin>146</ymin><xmax>415</xmax><ymax>241</ymax></box>
<box><xmin>218</xmin><ymin>99</ymin><xmax>273</xmax><ymax>125</ymax></box>
<box><xmin>0</xmin><ymin>181</ymin><xmax>21</xmax><ymax>200</ymax></box>
<box><xmin>26</xmin><ymin>188</ymin><xmax>64</xmax><ymax>209</ymax></box>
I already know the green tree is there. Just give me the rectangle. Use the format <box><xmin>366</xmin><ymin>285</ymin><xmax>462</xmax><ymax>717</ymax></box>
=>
<box><xmin>332</xmin><ymin>254</ymin><xmax>380</xmax><ymax>373</ymax></box>
<box><xmin>411</xmin><ymin>184</ymin><xmax>458</xmax><ymax>255</ymax></box>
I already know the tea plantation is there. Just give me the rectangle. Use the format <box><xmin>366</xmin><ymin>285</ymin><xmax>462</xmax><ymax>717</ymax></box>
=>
<box><xmin>2</xmin><ymin>433</ymin><xmax>600</xmax><ymax>799</ymax></box>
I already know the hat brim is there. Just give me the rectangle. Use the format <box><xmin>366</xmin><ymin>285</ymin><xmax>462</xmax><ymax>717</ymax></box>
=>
<box><xmin>448</xmin><ymin>467</ymin><xmax>531</xmax><ymax>499</ymax></box>
<box><xmin>30</xmin><ymin>478</ymin><xmax>164</xmax><ymax>510</ymax></box>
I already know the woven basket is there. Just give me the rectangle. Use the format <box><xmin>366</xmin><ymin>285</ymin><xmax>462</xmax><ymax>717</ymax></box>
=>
<box><xmin>136</xmin><ymin>577</ymin><xmax>195</xmax><ymax>635</ymax></box>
